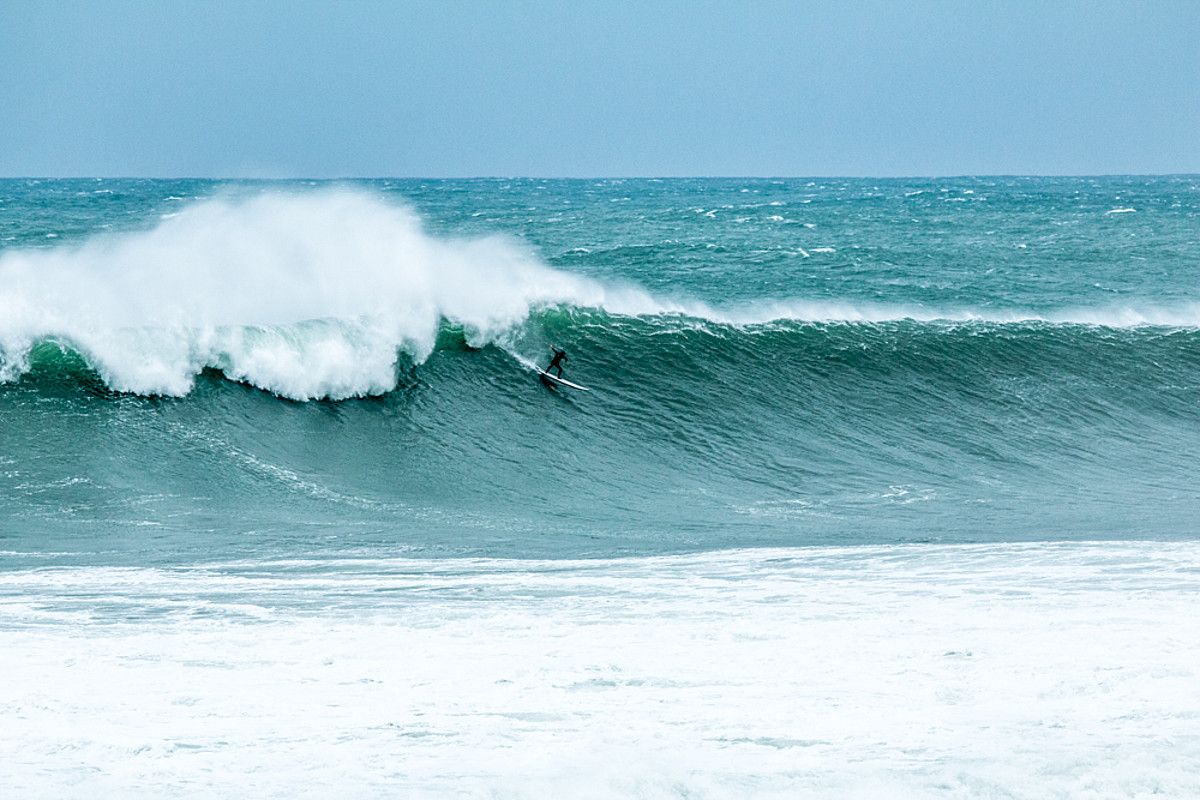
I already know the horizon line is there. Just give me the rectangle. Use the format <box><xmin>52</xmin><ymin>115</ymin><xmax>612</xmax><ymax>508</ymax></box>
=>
<box><xmin>2</xmin><ymin>173</ymin><xmax>1199</xmax><ymax>182</ymax></box>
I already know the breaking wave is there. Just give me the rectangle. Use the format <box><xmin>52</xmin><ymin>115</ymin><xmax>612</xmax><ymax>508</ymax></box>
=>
<box><xmin>2</xmin><ymin>188</ymin><xmax>1200</xmax><ymax>400</ymax></box>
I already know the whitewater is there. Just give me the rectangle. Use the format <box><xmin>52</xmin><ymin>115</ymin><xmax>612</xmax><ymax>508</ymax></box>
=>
<box><xmin>5</xmin><ymin>543</ymin><xmax>1200</xmax><ymax>799</ymax></box>
<box><xmin>2</xmin><ymin>177</ymin><xmax>1199</xmax><ymax>798</ymax></box>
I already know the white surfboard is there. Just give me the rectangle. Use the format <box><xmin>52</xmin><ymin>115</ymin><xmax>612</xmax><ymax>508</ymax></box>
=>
<box><xmin>535</xmin><ymin>367</ymin><xmax>591</xmax><ymax>392</ymax></box>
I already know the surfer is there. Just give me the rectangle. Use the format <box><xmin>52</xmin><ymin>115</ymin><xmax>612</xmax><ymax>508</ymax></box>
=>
<box><xmin>546</xmin><ymin>345</ymin><xmax>568</xmax><ymax>378</ymax></box>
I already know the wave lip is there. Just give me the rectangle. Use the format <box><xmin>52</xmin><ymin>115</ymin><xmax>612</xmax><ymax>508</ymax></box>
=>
<box><xmin>632</xmin><ymin>298</ymin><xmax>1200</xmax><ymax>330</ymax></box>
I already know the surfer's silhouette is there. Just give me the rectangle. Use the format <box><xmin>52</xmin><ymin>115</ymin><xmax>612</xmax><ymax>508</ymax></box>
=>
<box><xmin>546</xmin><ymin>345</ymin><xmax>568</xmax><ymax>378</ymax></box>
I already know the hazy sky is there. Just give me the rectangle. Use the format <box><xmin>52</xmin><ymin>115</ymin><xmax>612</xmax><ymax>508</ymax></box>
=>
<box><xmin>2</xmin><ymin>0</ymin><xmax>1198</xmax><ymax>177</ymax></box>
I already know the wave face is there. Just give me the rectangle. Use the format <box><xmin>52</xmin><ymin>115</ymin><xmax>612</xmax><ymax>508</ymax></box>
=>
<box><xmin>2</xmin><ymin>177</ymin><xmax>1200</xmax><ymax>560</ymax></box>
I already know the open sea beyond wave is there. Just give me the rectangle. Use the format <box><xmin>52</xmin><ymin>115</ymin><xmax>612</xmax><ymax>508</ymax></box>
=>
<box><xmin>2</xmin><ymin>177</ymin><xmax>1199</xmax><ymax>797</ymax></box>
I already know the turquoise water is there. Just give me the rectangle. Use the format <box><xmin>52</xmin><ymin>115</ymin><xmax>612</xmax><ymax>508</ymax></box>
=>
<box><xmin>4</xmin><ymin>178</ymin><xmax>1200</xmax><ymax>798</ymax></box>
<box><xmin>2</xmin><ymin>177</ymin><xmax>1200</xmax><ymax>563</ymax></box>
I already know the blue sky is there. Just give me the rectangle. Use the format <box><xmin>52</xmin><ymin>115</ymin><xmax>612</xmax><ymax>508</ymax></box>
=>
<box><xmin>2</xmin><ymin>0</ymin><xmax>1197</xmax><ymax>177</ymax></box>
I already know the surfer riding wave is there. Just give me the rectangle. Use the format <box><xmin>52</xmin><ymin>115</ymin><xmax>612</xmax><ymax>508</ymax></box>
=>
<box><xmin>546</xmin><ymin>345</ymin><xmax>567</xmax><ymax>378</ymax></box>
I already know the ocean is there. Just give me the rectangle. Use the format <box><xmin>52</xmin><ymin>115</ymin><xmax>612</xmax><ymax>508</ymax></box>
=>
<box><xmin>2</xmin><ymin>177</ymin><xmax>1198</xmax><ymax>797</ymax></box>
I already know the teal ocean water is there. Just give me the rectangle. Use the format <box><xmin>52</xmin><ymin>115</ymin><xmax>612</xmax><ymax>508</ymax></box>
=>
<box><xmin>2</xmin><ymin>177</ymin><xmax>1199</xmax><ymax>563</ymax></box>
<box><xmin>3</xmin><ymin>178</ymin><xmax>1199</xmax><ymax>797</ymax></box>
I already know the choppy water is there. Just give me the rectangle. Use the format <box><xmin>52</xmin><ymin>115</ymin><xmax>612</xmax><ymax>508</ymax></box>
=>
<box><xmin>2</xmin><ymin>177</ymin><xmax>1199</xmax><ymax>797</ymax></box>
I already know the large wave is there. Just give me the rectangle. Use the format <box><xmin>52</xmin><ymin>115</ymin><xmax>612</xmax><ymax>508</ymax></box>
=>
<box><xmin>3</xmin><ymin>188</ymin><xmax>1200</xmax><ymax>400</ymax></box>
<box><xmin>0</xmin><ymin>189</ymin><xmax>657</xmax><ymax>398</ymax></box>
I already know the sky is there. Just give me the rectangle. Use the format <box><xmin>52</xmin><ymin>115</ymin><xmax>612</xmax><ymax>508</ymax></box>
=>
<box><xmin>1</xmin><ymin>0</ymin><xmax>1198</xmax><ymax>177</ymax></box>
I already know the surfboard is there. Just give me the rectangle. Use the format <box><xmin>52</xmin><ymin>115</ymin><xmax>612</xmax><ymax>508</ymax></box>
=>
<box><xmin>536</xmin><ymin>367</ymin><xmax>591</xmax><ymax>392</ymax></box>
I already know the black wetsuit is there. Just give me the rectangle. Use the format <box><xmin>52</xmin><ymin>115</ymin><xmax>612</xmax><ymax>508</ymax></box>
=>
<box><xmin>547</xmin><ymin>348</ymin><xmax>567</xmax><ymax>377</ymax></box>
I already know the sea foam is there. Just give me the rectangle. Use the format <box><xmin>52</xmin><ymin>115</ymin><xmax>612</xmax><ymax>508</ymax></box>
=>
<box><xmin>3</xmin><ymin>542</ymin><xmax>1198</xmax><ymax>798</ymax></box>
